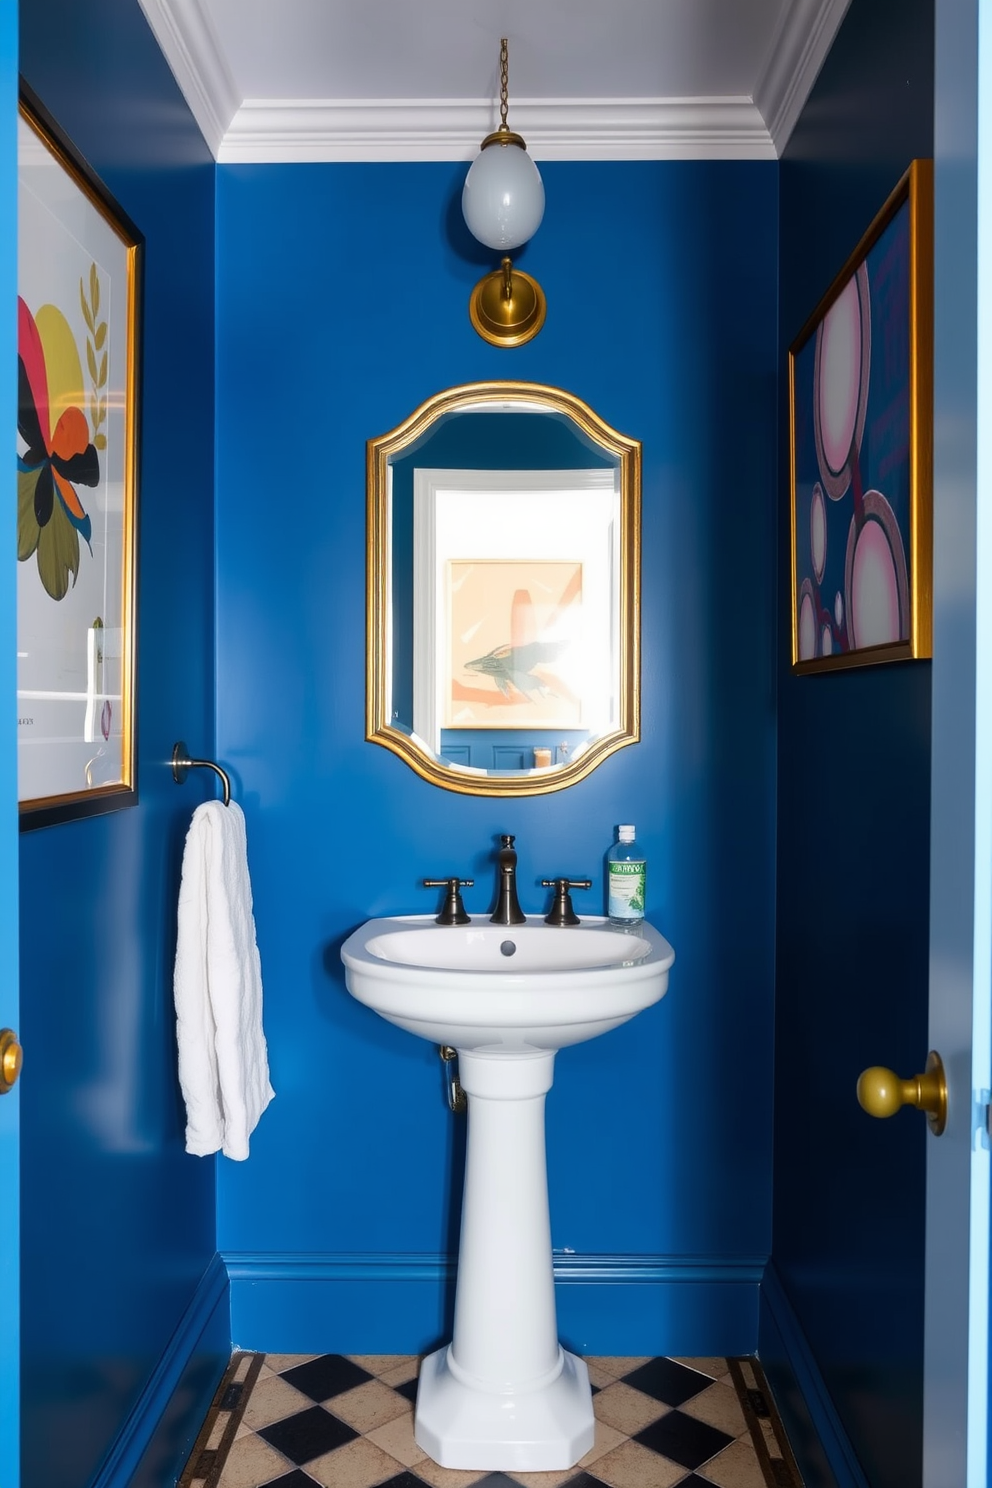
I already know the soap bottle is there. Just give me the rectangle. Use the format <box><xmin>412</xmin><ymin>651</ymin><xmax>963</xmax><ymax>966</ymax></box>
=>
<box><xmin>608</xmin><ymin>824</ymin><xmax>646</xmax><ymax>926</ymax></box>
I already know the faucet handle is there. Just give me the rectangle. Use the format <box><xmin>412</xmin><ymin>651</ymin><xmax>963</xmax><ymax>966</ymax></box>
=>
<box><xmin>541</xmin><ymin>877</ymin><xmax>592</xmax><ymax>927</ymax></box>
<box><xmin>423</xmin><ymin>877</ymin><xmax>474</xmax><ymax>926</ymax></box>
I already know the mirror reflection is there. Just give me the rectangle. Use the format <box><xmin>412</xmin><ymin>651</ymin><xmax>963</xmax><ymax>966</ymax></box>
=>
<box><xmin>367</xmin><ymin>382</ymin><xmax>640</xmax><ymax>796</ymax></box>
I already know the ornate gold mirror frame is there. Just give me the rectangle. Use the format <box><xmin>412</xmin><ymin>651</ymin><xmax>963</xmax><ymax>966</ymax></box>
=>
<box><xmin>367</xmin><ymin>381</ymin><xmax>641</xmax><ymax>796</ymax></box>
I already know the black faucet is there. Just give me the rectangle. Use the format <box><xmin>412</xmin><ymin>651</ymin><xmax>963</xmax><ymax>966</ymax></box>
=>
<box><xmin>491</xmin><ymin>834</ymin><xmax>526</xmax><ymax>925</ymax></box>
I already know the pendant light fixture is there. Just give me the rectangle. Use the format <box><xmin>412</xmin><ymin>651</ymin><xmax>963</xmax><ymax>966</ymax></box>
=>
<box><xmin>462</xmin><ymin>38</ymin><xmax>546</xmax><ymax>347</ymax></box>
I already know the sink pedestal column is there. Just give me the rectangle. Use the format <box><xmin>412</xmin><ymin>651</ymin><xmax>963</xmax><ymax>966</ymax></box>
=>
<box><xmin>415</xmin><ymin>1046</ymin><xmax>594</xmax><ymax>1471</ymax></box>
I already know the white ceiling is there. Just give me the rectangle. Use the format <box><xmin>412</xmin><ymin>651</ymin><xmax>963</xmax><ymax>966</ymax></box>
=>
<box><xmin>137</xmin><ymin>0</ymin><xmax>852</xmax><ymax>163</ymax></box>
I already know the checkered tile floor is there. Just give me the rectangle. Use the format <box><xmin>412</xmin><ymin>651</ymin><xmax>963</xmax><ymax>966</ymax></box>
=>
<box><xmin>180</xmin><ymin>1351</ymin><xmax>802</xmax><ymax>1488</ymax></box>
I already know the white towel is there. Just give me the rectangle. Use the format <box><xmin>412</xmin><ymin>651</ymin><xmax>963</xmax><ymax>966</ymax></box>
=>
<box><xmin>174</xmin><ymin>799</ymin><xmax>274</xmax><ymax>1160</ymax></box>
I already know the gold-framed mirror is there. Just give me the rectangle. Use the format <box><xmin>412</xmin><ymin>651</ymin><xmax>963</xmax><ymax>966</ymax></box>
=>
<box><xmin>367</xmin><ymin>381</ymin><xmax>640</xmax><ymax>796</ymax></box>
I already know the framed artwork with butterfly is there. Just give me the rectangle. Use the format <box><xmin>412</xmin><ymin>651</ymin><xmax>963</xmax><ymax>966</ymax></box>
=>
<box><xmin>16</xmin><ymin>83</ymin><xmax>142</xmax><ymax>829</ymax></box>
<box><xmin>789</xmin><ymin>160</ymin><xmax>933</xmax><ymax>674</ymax></box>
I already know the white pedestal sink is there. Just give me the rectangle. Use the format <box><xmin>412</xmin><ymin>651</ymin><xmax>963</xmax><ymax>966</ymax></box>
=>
<box><xmin>340</xmin><ymin>914</ymin><xmax>674</xmax><ymax>1472</ymax></box>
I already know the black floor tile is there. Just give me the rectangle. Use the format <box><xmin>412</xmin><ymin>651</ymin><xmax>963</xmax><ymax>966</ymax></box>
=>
<box><xmin>258</xmin><ymin>1404</ymin><xmax>359</xmax><ymax>1464</ymax></box>
<box><xmin>634</xmin><ymin>1409</ymin><xmax>734</xmax><ymax>1471</ymax></box>
<box><xmin>220</xmin><ymin>1381</ymin><xmax>245</xmax><ymax>1411</ymax></box>
<box><xmin>746</xmin><ymin>1385</ymin><xmax>771</xmax><ymax>1417</ymax></box>
<box><xmin>280</xmin><ymin>1353</ymin><xmax>374</xmax><ymax>1402</ymax></box>
<box><xmin>196</xmin><ymin>1355</ymin><xmax>796</xmax><ymax>1488</ymax></box>
<box><xmin>621</xmin><ymin>1356</ymin><xmax>713</xmax><ymax>1407</ymax></box>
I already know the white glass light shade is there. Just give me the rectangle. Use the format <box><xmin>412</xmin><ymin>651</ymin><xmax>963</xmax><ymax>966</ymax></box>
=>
<box><xmin>462</xmin><ymin>142</ymin><xmax>545</xmax><ymax>251</ymax></box>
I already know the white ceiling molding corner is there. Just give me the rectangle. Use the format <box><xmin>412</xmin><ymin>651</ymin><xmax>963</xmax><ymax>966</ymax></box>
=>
<box><xmin>217</xmin><ymin>96</ymin><xmax>777</xmax><ymax>164</ymax></box>
<box><xmin>136</xmin><ymin>0</ymin><xmax>240</xmax><ymax>156</ymax></box>
<box><xmin>754</xmin><ymin>0</ymin><xmax>854</xmax><ymax>153</ymax></box>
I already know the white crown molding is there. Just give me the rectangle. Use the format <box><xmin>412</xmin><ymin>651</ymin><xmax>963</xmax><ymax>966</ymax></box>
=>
<box><xmin>217</xmin><ymin>96</ymin><xmax>777</xmax><ymax>163</ymax></box>
<box><xmin>137</xmin><ymin>0</ymin><xmax>852</xmax><ymax>165</ymax></box>
<box><xmin>135</xmin><ymin>0</ymin><xmax>241</xmax><ymax>156</ymax></box>
<box><xmin>754</xmin><ymin>0</ymin><xmax>854</xmax><ymax>153</ymax></box>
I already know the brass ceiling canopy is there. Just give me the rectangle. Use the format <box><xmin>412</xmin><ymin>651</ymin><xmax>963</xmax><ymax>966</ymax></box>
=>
<box><xmin>462</xmin><ymin>39</ymin><xmax>546</xmax><ymax>347</ymax></box>
<box><xmin>479</xmin><ymin>126</ymin><xmax>527</xmax><ymax>151</ymax></box>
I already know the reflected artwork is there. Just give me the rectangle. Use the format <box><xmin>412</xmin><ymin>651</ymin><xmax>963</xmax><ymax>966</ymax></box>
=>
<box><xmin>446</xmin><ymin>560</ymin><xmax>582</xmax><ymax>728</ymax></box>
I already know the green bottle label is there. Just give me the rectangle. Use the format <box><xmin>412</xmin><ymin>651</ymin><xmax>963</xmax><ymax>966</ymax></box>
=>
<box><xmin>609</xmin><ymin>861</ymin><xmax>645</xmax><ymax>918</ymax></box>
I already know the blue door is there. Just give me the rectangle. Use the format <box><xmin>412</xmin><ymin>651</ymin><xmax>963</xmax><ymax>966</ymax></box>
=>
<box><xmin>924</xmin><ymin>4</ymin><xmax>991</xmax><ymax>1483</ymax></box>
<box><xmin>0</xmin><ymin>5</ymin><xmax>21</xmax><ymax>1482</ymax></box>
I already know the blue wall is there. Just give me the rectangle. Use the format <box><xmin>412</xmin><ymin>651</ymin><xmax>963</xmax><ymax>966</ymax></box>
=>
<box><xmin>765</xmin><ymin>0</ymin><xmax>934</xmax><ymax>1485</ymax></box>
<box><xmin>214</xmin><ymin>158</ymin><xmax>780</xmax><ymax>1352</ymax></box>
<box><xmin>18</xmin><ymin>4</ymin><xmax>227</xmax><ymax>1486</ymax></box>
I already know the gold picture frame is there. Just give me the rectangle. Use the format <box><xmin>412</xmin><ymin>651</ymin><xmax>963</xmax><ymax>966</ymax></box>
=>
<box><xmin>17</xmin><ymin>84</ymin><xmax>142</xmax><ymax>828</ymax></box>
<box><xmin>789</xmin><ymin>160</ymin><xmax>932</xmax><ymax>673</ymax></box>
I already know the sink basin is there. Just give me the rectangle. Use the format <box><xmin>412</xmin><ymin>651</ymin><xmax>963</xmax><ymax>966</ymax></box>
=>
<box><xmin>339</xmin><ymin>911</ymin><xmax>675</xmax><ymax>1473</ymax></box>
<box><xmin>340</xmin><ymin>914</ymin><xmax>674</xmax><ymax>1051</ymax></box>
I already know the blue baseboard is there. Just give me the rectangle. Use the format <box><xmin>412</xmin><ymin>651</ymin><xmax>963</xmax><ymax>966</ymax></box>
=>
<box><xmin>92</xmin><ymin>1252</ymin><xmax>230</xmax><ymax>1488</ymax></box>
<box><xmin>224</xmin><ymin>1251</ymin><xmax>765</xmax><ymax>1357</ymax></box>
<box><xmin>759</xmin><ymin>1261</ymin><xmax>868</xmax><ymax>1488</ymax></box>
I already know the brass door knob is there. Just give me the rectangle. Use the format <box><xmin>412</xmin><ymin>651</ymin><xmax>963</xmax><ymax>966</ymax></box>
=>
<box><xmin>0</xmin><ymin>1029</ymin><xmax>22</xmax><ymax>1095</ymax></box>
<box><xmin>857</xmin><ymin>1049</ymin><xmax>946</xmax><ymax>1136</ymax></box>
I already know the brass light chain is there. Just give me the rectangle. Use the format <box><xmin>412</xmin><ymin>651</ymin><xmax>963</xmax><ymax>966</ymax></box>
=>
<box><xmin>499</xmin><ymin>36</ymin><xmax>509</xmax><ymax>130</ymax></box>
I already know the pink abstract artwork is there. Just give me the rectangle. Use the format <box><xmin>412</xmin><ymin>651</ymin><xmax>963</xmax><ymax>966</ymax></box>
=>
<box><xmin>790</xmin><ymin>162</ymin><xmax>931</xmax><ymax>671</ymax></box>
